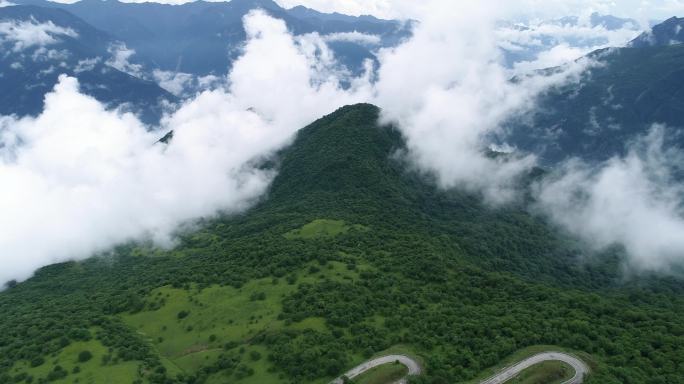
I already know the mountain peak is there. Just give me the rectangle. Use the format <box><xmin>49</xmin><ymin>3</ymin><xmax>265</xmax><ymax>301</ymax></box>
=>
<box><xmin>268</xmin><ymin>104</ymin><xmax>410</xmax><ymax>213</ymax></box>
<box><xmin>286</xmin><ymin>4</ymin><xmax>386</xmax><ymax>23</ymax></box>
<box><xmin>226</xmin><ymin>0</ymin><xmax>281</xmax><ymax>11</ymax></box>
<box><xmin>589</xmin><ymin>12</ymin><xmax>638</xmax><ymax>30</ymax></box>
<box><xmin>630</xmin><ymin>16</ymin><xmax>684</xmax><ymax>47</ymax></box>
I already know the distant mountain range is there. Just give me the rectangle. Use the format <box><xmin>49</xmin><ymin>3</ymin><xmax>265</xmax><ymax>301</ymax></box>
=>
<box><xmin>12</xmin><ymin>0</ymin><xmax>411</xmax><ymax>76</ymax></box>
<box><xmin>2</xmin><ymin>1</ymin><xmax>683</xmax><ymax>165</ymax></box>
<box><xmin>560</xmin><ymin>13</ymin><xmax>639</xmax><ymax>30</ymax></box>
<box><xmin>1</xmin><ymin>0</ymin><xmax>412</xmax><ymax>123</ymax></box>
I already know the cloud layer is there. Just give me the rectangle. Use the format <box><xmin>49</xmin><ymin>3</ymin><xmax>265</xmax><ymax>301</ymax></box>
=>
<box><xmin>535</xmin><ymin>126</ymin><xmax>684</xmax><ymax>271</ymax></box>
<box><xmin>498</xmin><ymin>18</ymin><xmax>641</xmax><ymax>71</ymax></box>
<box><xmin>374</xmin><ymin>0</ymin><xmax>592</xmax><ymax>203</ymax></box>
<box><xmin>2</xmin><ymin>1</ymin><xmax>684</xmax><ymax>285</ymax></box>
<box><xmin>0</xmin><ymin>18</ymin><xmax>77</xmax><ymax>51</ymax></box>
<box><xmin>0</xmin><ymin>10</ymin><xmax>370</xmax><ymax>284</ymax></box>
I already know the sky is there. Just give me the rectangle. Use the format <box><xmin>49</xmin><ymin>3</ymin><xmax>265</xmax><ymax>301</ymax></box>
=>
<box><xmin>2</xmin><ymin>0</ymin><xmax>684</xmax><ymax>285</ymax></box>
<box><xmin>273</xmin><ymin>0</ymin><xmax>684</xmax><ymax>21</ymax></box>
<box><xmin>36</xmin><ymin>0</ymin><xmax>684</xmax><ymax>22</ymax></box>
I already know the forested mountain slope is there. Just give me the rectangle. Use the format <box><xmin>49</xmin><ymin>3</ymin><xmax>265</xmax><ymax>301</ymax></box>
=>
<box><xmin>1</xmin><ymin>105</ymin><xmax>683</xmax><ymax>384</ymax></box>
<box><xmin>631</xmin><ymin>16</ymin><xmax>684</xmax><ymax>47</ymax></box>
<box><xmin>504</xmin><ymin>18</ymin><xmax>684</xmax><ymax>164</ymax></box>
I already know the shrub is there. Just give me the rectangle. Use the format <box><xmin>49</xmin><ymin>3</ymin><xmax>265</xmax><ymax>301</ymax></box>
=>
<box><xmin>29</xmin><ymin>357</ymin><xmax>45</xmax><ymax>368</ymax></box>
<box><xmin>177</xmin><ymin>310</ymin><xmax>190</xmax><ymax>319</ymax></box>
<box><xmin>249</xmin><ymin>351</ymin><xmax>262</xmax><ymax>361</ymax></box>
<box><xmin>78</xmin><ymin>350</ymin><xmax>93</xmax><ymax>363</ymax></box>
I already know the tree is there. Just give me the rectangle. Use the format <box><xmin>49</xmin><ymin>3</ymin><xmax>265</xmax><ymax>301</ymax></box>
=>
<box><xmin>250</xmin><ymin>351</ymin><xmax>262</xmax><ymax>361</ymax></box>
<box><xmin>177</xmin><ymin>310</ymin><xmax>190</xmax><ymax>319</ymax></box>
<box><xmin>30</xmin><ymin>357</ymin><xmax>45</xmax><ymax>367</ymax></box>
<box><xmin>78</xmin><ymin>350</ymin><xmax>93</xmax><ymax>363</ymax></box>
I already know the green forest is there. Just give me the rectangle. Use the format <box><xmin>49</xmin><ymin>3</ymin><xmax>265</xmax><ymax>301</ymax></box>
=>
<box><xmin>1</xmin><ymin>104</ymin><xmax>683</xmax><ymax>384</ymax></box>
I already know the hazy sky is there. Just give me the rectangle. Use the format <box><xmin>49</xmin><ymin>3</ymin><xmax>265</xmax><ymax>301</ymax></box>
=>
<box><xmin>53</xmin><ymin>0</ymin><xmax>679</xmax><ymax>23</ymax></box>
<box><xmin>38</xmin><ymin>0</ymin><xmax>684</xmax><ymax>22</ymax></box>
<box><xmin>273</xmin><ymin>0</ymin><xmax>684</xmax><ymax>21</ymax></box>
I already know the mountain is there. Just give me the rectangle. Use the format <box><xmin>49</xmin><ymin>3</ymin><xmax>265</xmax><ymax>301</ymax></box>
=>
<box><xmin>1</xmin><ymin>0</ymin><xmax>408</xmax><ymax>121</ymax></box>
<box><xmin>631</xmin><ymin>16</ymin><xmax>684</xmax><ymax>47</ymax></box>
<box><xmin>556</xmin><ymin>12</ymin><xmax>638</xmax><ymax>31</ymax></box>
<box><xmin>13</xmin><ymin>0</ymin><xmax>411</xmax><ymax>77</ymax></box>
<box><xmin>2</xmin><ymin>104</ymin><xmax>684</xmax><ymax>384</ymax></box>
<box><xmin>503</xmin><ymin>17</ymin><xmax>684</xmax><ymax>164</ymax></box>
<box><xmin>0</xmin><ymin>5</ymin><xmax>176</xmax><ymax>123</ymax></box>
<box><xmin>286</xmin><ymin>4</ymin><xmax>411</xmax><ymax>46</ymax></box>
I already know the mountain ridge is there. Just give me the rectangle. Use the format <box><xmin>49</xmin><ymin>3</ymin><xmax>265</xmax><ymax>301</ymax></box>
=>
<box><xmin>504</xmin><ymin>16</ymin><xmax>684</xmax><ymax>164</ymax></box>
<box><xmin>631</xmin><ymin>16</ymin><xmax>684</xmax><ymax>47</ymax></box>
<box><xmin>11</xmin><ymin>0</ymin><xmax>411</xmax><ymax>76</ymax></box>
<box><xmin>0</xmin><ymin>5</ymin><xmax>176</xmax><ymax>122</ymax></box>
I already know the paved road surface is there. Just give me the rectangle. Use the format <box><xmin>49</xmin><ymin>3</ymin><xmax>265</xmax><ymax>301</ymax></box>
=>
<box><xmin>330</xmin><ymin>351</ymin><xmax>588</xmax><ymax>384</ymax></box>
<box><xmin>330</xmin><ymin>355</ymin><xmax>421</xmax><ymax>384</ymax></box>
<box><xmin>480</xmin><ymin>352</ymin><xmax>589</xmax><ymax>384</ymax></box>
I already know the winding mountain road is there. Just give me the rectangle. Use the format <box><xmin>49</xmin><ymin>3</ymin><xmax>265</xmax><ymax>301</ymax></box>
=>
<box><xmin>330</xmin><ymin>351</ymin><xmax>588</xmax><ymax>384</ymax></box>
<box><xmin>330</xmin><ymin>355</ymin><xmax>421</xmax><ymax>384</ymax></box>
<box><xmin>479</xmin><ymin>352</ymin><xmax>588</xmax><ymax>384</ymax></box>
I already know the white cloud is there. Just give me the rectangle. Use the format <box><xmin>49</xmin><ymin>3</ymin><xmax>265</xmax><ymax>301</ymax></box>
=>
<box><xmin>0</xmin><ymin>75</ymin><xmax>276</xmax><ymax>283</ymax></box>
<box><xmin>535</xmin><ymin>126</ymin><xmax>684</xmax><ymax>272</ymax></box>
<box><xmin>197</xmin><ymin>74</ymin><xmax>222</xmax><ymax>89</ymax></box>
<box><xmin>229</xmin><ymin>11</ymin><xmax>371</xmax><ymax>128</ymax></box>
<box><xmin>106</xmin><ymin>43</ymin><xmax>144</xmax><ymax>78</ymax></box>
<box><xmin>152</xmin><ymin>70</ymin><xmax>226</xmax><ymax>98</ymax></box>
<box><xmin>152</xmin><ymin>69</ymin><xmax>195</xmax><ymax>96</ymax></box>
<box><xmin>0</xmin><ymin>10</ymin><xmax>370</xmax><ymax>285</ymax></box>
<box><xmin>373</xmin><ymin>0</ymin><xmax>592</xmax><ymax>203</ymax></box>
<box><xmin>0</xmin><ymin>18</ymin><xmax>77</xmax><ymax>52</ymax></box>
<box><xmin>497</xmin><ymin>18</ymin><xmax>641</xmax><ymax>71</ymax></box>
<box><xmin>31</xmin><ymin>47</ymin><xmax>70</xmax><ymax>62</ymax></box>
<box><xmin>0</xmin><ymin>0</ymin><xmax>15</xmax><ymax>7</ymax></box>
<box><xmin>512</xmin><ymin>43</ymin><xmax>588</xmax><ymax>72</ymax></box>
<box><xmin>74</xmin><ymin>57</ymin><xmax>101</xmax><ymax>73</ymax></box>
<box><xmin>322</xmin><ymin>31</ymin><xmax>382</xmax><ymax>45</ymax></box>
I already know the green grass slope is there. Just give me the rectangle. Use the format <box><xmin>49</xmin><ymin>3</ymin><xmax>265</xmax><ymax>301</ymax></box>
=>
<box><xmin>508</xmin><ymin>361</ymin><xmax>573</xmax><ymax>384</ymax></box>
<box><xmin>284</xmin><ymin>219</ymin><xmax>369</xmax><ymax>240</ymax></box>
<box><xmin>1</xmin><ymin>104</ymin><xmax>684</xmax><ymax>384</ymax></box>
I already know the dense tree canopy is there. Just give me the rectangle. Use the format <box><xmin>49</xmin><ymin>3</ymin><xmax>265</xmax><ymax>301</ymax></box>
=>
<box><xmin>1</xmin><ymin>104</ymin><xmax>683</xmax><ymax>384</ymax></box>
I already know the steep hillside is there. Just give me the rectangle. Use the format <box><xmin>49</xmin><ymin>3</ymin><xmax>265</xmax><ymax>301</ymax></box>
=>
<box><xmin>1</xmin><ymin>105</ymin><xmax>684</xmax><ymax>384</ymax></box>
<box><xmin>504</xmin><ymin>29</ymin><xmax>684</xmax><ymax>164</ymax></box>
<box><xmin>0</xmin><ymin>5</ymin><xmax>175</xmax><ymax>123</ymax></box>
<box><xmin>631</xmin><ymin>16</ymin><xmax>684</xmax><ymax>47</ymax></box>
<box><xmin>0</xmin><ymin>6</ymin><xmax>176</xmax><ymax>122</ymax></box>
